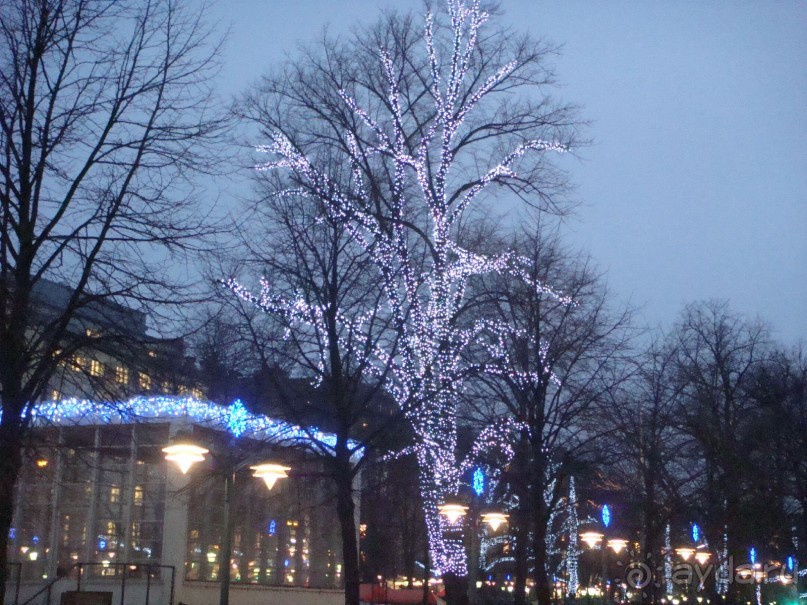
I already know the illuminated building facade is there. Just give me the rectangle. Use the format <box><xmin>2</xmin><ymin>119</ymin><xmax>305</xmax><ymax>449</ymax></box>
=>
<box><xmin>8</xmin><ymin>398</ymin><xmax>349</xmax><ymax>605</ymax></box>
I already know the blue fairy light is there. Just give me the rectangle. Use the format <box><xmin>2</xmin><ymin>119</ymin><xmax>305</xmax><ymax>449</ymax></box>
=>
<box><xmin>472</xmin><ymin>467</ymin><xmax>485</xmax><ymax>497</ymax></box>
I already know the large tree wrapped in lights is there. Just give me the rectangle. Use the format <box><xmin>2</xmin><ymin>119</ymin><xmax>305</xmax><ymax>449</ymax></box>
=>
<box><xmin>237</xmin><ymin>0</ymin><xmax>580</xmax><ymax>592</ymax></box>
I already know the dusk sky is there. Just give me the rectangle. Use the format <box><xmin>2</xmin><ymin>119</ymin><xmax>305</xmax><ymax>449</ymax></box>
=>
<box><xmin>208</xmin><ymin>0</ymin><xmax>807</xmax><ymax>343</ymax></box>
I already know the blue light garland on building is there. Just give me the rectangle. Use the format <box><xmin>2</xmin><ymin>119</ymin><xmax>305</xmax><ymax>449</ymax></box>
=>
<box><xmin>30</xmin><ymin>395</ymin><xmax>359</xmax><ymax>452</ymax></box>
<box><xmin>692</xmin><ymin>523</ymin><xmax>700</xmax><ymax>543</ymax></box>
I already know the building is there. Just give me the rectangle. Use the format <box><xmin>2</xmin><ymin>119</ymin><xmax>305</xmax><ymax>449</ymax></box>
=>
<box><xmin>30</xmin><ymin>279</ymin><xmax>206</xmax><ymax>404</ymax></box>
<box><xmin>8</xmin><ymin>397</ymin><xmax>351</xmax><ymax>605</ymax></box>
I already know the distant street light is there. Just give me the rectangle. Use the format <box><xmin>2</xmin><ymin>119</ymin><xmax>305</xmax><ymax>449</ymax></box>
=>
<box><xmin>580</xmin><ymin>531</ymin><xmax>604</xmax><ymax>549</ymax></box>
<box><xmin>607</xmin><ymin>539</ymin><xmax>629</xmax><ymax>554</ymax></box>
<box><xmin>481</xmin><ymin>512</ymin><xmax>509</xmax><ymax>532</ymax></box>
<box><xmin>438</xmin><ymin>503</ymin><xmax>469</xmax><ymax>524</ymax></box>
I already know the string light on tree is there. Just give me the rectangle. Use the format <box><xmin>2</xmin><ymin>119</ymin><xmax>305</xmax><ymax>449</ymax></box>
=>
<box><xmin>566</xmin><ymin>478</ymin><xmax>580</xmax><ymax>597</ymax></box>
<box><xmin>241</xmin><ymin>0</ymin><xmax>571</xmax><ymax>576</ymax></box>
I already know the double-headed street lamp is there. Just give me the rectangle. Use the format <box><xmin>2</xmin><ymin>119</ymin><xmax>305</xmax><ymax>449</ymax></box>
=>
<box><xmin>163</xmin><ymin>435</ymin><xmax>290</xmax><ymax>605</ymax></box>
<box><xmin>579</xmin><ymin>530</ymin><xmax>629</xmax><ymax>603</ymax></box>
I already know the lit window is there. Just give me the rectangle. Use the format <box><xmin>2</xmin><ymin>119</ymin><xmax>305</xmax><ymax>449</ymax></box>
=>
<box><xmin>110</xmin><ymin>486</ymin><xmax>120</xmax><ymax>503</ymax></box>
<box><xmin>138</xmin><ymin>373</ymin><xmax>152</xmax><ymax>390</ymax></box>
<box><xmin>114</xmin><ymin>366</ymin><xmax>129</xmax><ymax>385</ymax></box>
<box><xmin>148</xmin><ymin>350</ymin><xmax>157</xmax><ymax>358</ymax></box>
<box><xmin>85</xmin><ymin>328</ymin><xmax>101</xmax><ymax>338</ymax></box>
<box><xmin>90</xmin><ymin>360</ymin><xmax>104</xmax><ymax>377</ymax></box>
<box><xmin>72</xmin><ymin>356</ymin><xmax>86</xmax><ymax>371</ymax></box>
<box><xmin>51</xmin><ymin>389</ymin><xmax>60</xmax><ymax>401</ymax></box>
<box><xmin>134</xmin><ymin>486</ymin><xmax>143</xmax><ymax>506</ymax></box>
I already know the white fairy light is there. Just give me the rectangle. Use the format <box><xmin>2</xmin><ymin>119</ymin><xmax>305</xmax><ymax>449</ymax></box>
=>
<box><xmin>247</xmin><ymin>0</ymin><xmax>569</xmax><ymax>575</ymax></box>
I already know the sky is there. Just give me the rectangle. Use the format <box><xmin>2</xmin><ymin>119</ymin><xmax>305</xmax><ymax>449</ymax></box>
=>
<box><xmin>206</xmin><ymin>0</ymin><xmax>807</xmax><ymax>343</ymax></box>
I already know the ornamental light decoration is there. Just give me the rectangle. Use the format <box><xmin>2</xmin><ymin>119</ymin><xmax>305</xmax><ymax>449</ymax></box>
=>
<box><xmin>241</xmin><ymin>0</ymin><xmax>572</xmax><ymax>577</ymax></box>
<box><xmin>694</xmin><ymin>551</ymin><xmax>710</xmax><ymax>565</ymax></box>
<box><xmin>601</xmin><ymin>504</ymin><xmax>611</xmax><ymax>528</ymax></box>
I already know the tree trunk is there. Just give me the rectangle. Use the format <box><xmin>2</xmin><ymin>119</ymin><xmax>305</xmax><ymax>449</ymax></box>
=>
<box><xmin>0</xmin><ymin>417</ymin><xmax>24</xmax><ymax>605</ymax></box>
<box><xmin>443</xmin><ymin>572</ymin><xmax>468</xmax><ymax>605</ymax></box>
<box><xmin>533</xmin><ymin>505</ymin><xmax>551</xmax><ymax>605</ymax></box>
<box><xmin>513</xmin><ymin>495</ymin><xmax>530</xmax><ymax>605</ymax></box>
<box><xmin>513</xmin><ymin>429</ymin><xmax>531</xmax><ymax>605</ymax></box>
<box><xmin>335</xmin><ymin>459</ymin><xmax>361</xmax><ymax>605</ymax></box>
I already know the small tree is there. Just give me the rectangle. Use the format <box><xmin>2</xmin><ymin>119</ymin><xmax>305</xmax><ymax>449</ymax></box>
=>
<box><xmin>0</xmin><ymin>0</ymin><xmax>224</xmax><ymax>598</ymax></box>
<box><xmin>240</xmin><ymin>2</ymin><xmax>580</xmax><ymax>594</ymax></box>
<box><xmin>673</xmin><ymin>300</ymin><xmax>770</xmax><ymax>598</ymax></box>
<box><xmin>606</xmin><ymin>338</ymin><xmax>694</xmax><ymax>605</ymax></box>
<box><xmin>470</xmin><ymin>221</ymin><xmax>633</xmax><ymax>605</ymax></box>
<box><xmin>225</xmin><ymin>182</ymin><xmax>400</xmax><ymax>605</ymax></box>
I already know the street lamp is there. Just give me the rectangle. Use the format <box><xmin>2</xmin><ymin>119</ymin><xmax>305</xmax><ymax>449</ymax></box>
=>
<box><xmin>163</xmin><ymin>436</ymin><xmax>290</xmax><ymax>605</ymax></box>
<box><xmin>438</xmin><ymin>503</ymin><xmax>469</xmax><ymax>524</ymax></box>
<box><xmin>162</xmin><ymin>441</ymin><xmax>208</xmax><ymax>474</ymax></box>
<box><xmin>580</xmin><ymin>531</ymin><xmax>629</xmax><ymax>604</ymax></box>
<box><xmin>607</xmin><ymin>539</ymin><xmax>629</xmax><ymax>554</ymax></box>
<box><xmin>480</xmin><ymin>512</ymin><xmax>509</xmax><ymax>532</ymax></box>
<box><xmin>694</xmin><ymin>551</ymin><xmax>710</xmax><ymax>566</ymax></box>
<box><xmin>580</xmin><ymin>531</ymin><xmax>604</xmax><ymax>549</ymax></box>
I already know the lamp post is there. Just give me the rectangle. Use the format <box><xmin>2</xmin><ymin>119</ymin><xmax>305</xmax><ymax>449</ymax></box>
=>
<box><xmin>579</xmin><ymin>531</ymin><xmax>628</xmax><ymax>605</ymax></box>
<box><xmin>163</xmin><ymin>435</ymin><xmax>290</xmax><ymax>605</ymax></box>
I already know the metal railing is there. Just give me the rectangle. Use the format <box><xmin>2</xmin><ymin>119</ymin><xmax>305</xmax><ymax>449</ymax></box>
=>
<box><xmin>9</xmin><ymin>563</ymin><xmax>174</xmax><ymax>605</ymax></box>
<box><xmin>5</xmin><ymin>562</ymin><xmax>23</xmax><ymax>605</ymax></box>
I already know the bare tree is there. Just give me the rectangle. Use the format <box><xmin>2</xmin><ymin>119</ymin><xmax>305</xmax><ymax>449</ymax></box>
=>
<box><xmin>672</xmin><ymin>301</ymin><xmax>771</xmax><ymax>600</ymax></box>
<box><xmin>469</xmin><ymin>219</ymin><xmax>634</xmax><ymax>605</ymax></box>
<box><xmin>224</xmin><ymin>181</ymin><xmax>400</xmax><ymax>605</ymax></box>
<box><xmin>237</xmin><ymin>3</ymin><xmax>581</xmax><ymax>599</ymax></box>
<box><xmin>605</xmin><ymin>338</ymin><xmax>695</xmax><ymax>605</ymax></box>
<box><xmin>0</xmin><ymin>0</ymin><xmax>224</xmax><ymax>597</ymax></box>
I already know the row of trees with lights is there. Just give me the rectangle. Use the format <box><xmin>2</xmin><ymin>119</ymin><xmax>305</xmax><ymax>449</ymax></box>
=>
<box><xmin>600</xmin><ymin>301</ymin><xmax>807</xmax><ymax>605</ymax></box>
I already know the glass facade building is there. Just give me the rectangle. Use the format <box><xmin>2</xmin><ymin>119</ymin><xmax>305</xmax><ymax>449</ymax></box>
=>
<box><xmin>9</xmin><ymin>409</ymin><xmax>347</xmax><ymax>595</ymax></box>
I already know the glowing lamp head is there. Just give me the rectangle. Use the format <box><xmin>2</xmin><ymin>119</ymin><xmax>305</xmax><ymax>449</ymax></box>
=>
<box><xmin>694</xmin><ymin>551</ymin><xmax>710</xmax><ymax>565</ymax></box>
<box><xmin>580</xmin><ymin>531</ymin><xmax>604</xmax><ymax>549</ymax></box>
<box><xmin>608</xmin><ymin>539</ymin><xmax>629</xmax><ymax>554</ymax></box>
<box><xmin>481</xmin><ymin>512</ymin><xmax>509</xmax><ymax>532</ymax></box>
<box><xmin>676</xmin><ymin>547</ymin><xmax>696</xmax><ymax>561</ymax></box>
<box><xmin>250</xmin><ymin>463</ymin><xmax>291</xmax><ymax>490</ymax></box>
<box><xmin>162</xmin><ymin>442</ymin><xmax>208</xmax><ymax>474</ymax></box>
<box><xmin>438</xmin><ymin>503</ymin><xmax>468</xmax><ymax>524</ymax></box>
